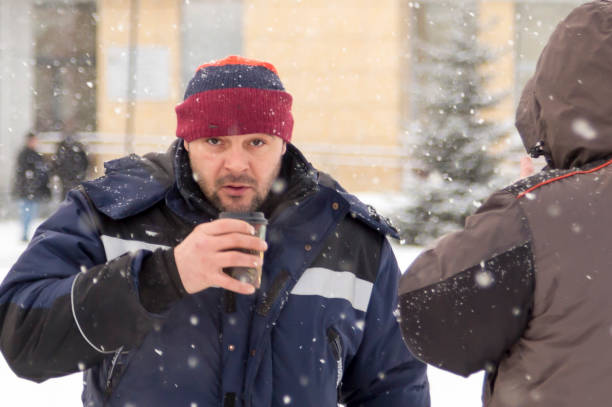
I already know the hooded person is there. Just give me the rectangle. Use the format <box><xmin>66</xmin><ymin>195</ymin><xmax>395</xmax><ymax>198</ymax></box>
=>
<box><xmin>0</xmin><ymin>56</ymin><xmax>430</xmax><ymax>406</ymax></box>
<box><xmin>397</xmin><ymin>1</ymin><xmax>612</xmax><ymax>406</ymax></box>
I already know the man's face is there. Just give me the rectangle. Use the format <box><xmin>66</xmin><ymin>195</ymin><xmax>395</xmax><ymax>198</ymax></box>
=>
<box><xmin>27</xmin><ymin>136</ymin><xmax>38</xmax><ymax>149</ymax></box>
<box><xmin>185</xmin><ymin>133</ymin><xmax>287</xmax><ymax>212</ymax></box>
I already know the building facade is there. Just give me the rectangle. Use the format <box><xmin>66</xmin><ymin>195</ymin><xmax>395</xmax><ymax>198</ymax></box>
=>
<box><xmin>0</xmin><ymin>0</ymin><xmax>583</xmax><ymax>214</ymax></box>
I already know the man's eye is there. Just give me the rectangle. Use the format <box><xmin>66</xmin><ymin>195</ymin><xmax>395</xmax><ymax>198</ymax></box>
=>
<box><xmin>251</xmin><ymin>139</ymin><xmax>265</xmax><ymax>146</ymax></box>
<box><xmin>207</xmin><ymin>138</ymin><xmax>221</xmax><ymax>145</ymax></box>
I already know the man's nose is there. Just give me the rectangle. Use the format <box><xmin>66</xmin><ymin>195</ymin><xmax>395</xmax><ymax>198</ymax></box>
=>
<box><xmin>223</xmin><ymin>146</ymin><xmax>249</xmax><ymax>173</ymax></box>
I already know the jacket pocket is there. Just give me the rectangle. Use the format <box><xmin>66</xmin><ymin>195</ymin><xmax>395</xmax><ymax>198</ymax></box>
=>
<box><xmin>327</xmin><ymin>327</ymin><xmax>344</xmax><ymax>389</ymax></box>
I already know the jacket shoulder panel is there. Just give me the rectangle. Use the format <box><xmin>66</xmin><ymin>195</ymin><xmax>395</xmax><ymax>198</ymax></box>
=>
<box><xmin>400</xmin><ymin>189</ymin><xmax>527</xmax><ymax>294</ymax></box>
<box><xmin>504</xmin><ymin>168</ymin><xmax>573</xmax><ymax>197</ymax></box>
<box><xmin>504</xmin><ymin>158</ymin><xmax>612</xmax><ymax>198</ymax></box>
<box><xmin>81</xmin><ymin>144</ymin><xmax>176</xmax><ymax>220</ymax></box>
<box><xmin>317</xmin><ymin>172</ymin><xmax>399</xmax><ymax>238</ymax></box>
<box><xmin>310</xmin><ymin>216</ymin><xmax>383</xmax><ymax>285</ymax></box>
<box><xmin>400</xmin><ymin>241</ymin><xmax>535</xmax><ymax>376</ymax></box>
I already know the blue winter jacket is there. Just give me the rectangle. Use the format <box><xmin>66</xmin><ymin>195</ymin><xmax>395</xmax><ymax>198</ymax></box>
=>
<box><xmin>0</xmin><ymin>140</ymin><xmax>430</xmax><ymax>406</ymax></box>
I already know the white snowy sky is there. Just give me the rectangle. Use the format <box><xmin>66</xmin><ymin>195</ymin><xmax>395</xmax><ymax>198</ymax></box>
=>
<box><xmin>0</xmin><ymin>219</ymin><xmax>484</xmax><ymax>406</ymax></box>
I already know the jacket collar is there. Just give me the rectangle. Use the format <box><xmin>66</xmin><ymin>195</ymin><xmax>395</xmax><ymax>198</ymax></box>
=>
<box><xmin>82</xmin><ymin>139</ymin><xmax>398</xmax><ymax>239</ymax></box>
<box><xmin>173</xmin><ymin>140</ymin><xmax>220</xmax><ymax>220</ymax></box>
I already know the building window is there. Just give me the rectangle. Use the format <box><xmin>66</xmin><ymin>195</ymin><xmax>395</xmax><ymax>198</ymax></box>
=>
<box><xmin>33</xmin><ymin>1</ymin><xmax>97</xmax><ymax>133</ymax></box>
<box><xmin>180</xmin><ymin>0</ymin><xmax>242</xmax><ymax>90</ymax></box>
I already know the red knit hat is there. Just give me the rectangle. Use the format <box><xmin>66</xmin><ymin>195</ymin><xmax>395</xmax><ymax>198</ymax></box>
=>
<box><xmin>175</xmin><ymin>56</ymin><xmax>293</xmax><ymax>143</ymax></box>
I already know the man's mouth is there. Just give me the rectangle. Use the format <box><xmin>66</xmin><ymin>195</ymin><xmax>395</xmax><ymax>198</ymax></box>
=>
<box><xmin>221</xmin><ymin>184</ymin><xmax>252</xmax><ymax>196</ymax></box>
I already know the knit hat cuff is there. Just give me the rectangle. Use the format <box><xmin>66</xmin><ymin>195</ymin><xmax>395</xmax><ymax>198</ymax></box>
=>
<box><xmin>175</xmin><ymin>87</ymin><xmax>294</xmax><ymax>143</ymax></box>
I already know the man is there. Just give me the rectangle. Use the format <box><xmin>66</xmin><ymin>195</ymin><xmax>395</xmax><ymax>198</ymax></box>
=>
<box><xmin>398</xmin><ymin>2</ymin><xmax>612</xmax><ymax>406</ymax></box>
<box><xmin>53</xmin><ymin>130</ymin><xmax>90</xmax><ymax>198</ymax></box>
<box><xmin>0</xmin><ymin>56</ymin><xmax>429</xmax><ymax>406</ymax></box>
<box><xmin>12</xmin><ymin>132</ymin><xmax>51</xmax><ymax>241</ymax></box>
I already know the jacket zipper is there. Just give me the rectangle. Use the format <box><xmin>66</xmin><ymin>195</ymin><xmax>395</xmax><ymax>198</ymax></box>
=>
<box><xmin>225</xmin><ymin>290</ymin><xmax>236</xmax><ymax>314</ymax></box>
<box><xmin>104</xmin><ymin>346</ymin><xmax>125</xmax><ymax>398</ymax></box>
<box><xmin>327</xmin><ymin>327</ymin><xmax>343</xmax><ymax>389</ymax></box>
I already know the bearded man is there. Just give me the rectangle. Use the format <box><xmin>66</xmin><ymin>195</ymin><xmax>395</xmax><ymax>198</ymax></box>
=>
<box><xmin>0</xmin><ymin>56</ymin><xmax>429</xmax><ymax>407</ymax></box>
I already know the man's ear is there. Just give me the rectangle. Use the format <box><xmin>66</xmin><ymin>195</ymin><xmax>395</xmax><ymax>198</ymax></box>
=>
<box><xmin>281</xmin><ymin>141</ymin><xmax>287</xmax><ymax>155</ymax></box>
<box><xmin>183</xmin><ymin>140</ymin><xmax>190</xmax><ymax>152</ymax></box>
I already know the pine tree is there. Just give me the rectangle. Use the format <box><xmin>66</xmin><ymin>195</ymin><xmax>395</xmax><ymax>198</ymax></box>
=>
<box><xmin>399</xmin><ymin>3</ymin><xmax>508</xmax><ymax>245</ymax></box>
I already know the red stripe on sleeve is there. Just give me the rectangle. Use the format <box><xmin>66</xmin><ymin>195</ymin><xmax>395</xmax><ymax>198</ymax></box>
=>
<box><xmin>517</xmin><ymin>159</ymin><xmax>612</xmax><ymax>199</ymax></box>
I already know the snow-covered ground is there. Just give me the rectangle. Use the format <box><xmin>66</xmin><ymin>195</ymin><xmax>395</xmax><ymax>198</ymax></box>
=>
<box><xmin>0</xmin><ymin>219</ymin><xmax>483</xmax><ymax>406</ymax></box>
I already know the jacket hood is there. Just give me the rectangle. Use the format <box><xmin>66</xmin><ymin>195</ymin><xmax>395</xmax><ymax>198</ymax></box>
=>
<box><xmin>81</xmin><ymin>141</ymin><xmax>177</xmax><ymax>219</ymax></box>
<box><xmin>515</xmin><ymin>0</ymin><xmax>612</xmax><ymax>169</ymax></box>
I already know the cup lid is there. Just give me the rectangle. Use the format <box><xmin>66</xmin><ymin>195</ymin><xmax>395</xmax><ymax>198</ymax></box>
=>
<box><xmin>218</xmin><ymin>211</ymin><xmax>268</xmax><ymax>224</ymax></box>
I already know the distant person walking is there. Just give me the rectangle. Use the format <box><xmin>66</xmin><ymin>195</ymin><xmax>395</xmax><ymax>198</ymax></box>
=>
<box><xmin>52</xmin><ymin>131</ymin><xmax>89</xmax><ymax>197</ymax></box>
<box><xmin>12</xmin><ymin>132</ymin><xmax>51</xmax><ymax>241</ymax></box>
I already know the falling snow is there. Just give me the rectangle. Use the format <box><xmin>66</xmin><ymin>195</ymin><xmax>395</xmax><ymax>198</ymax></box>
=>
<box><xmin>0</xmin><ymin>219</ymin><xmax>483</xmax><ymax>406</ymax></box>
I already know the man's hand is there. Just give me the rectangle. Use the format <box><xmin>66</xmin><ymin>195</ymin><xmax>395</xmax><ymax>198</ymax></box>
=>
<box><xmin>174</xmin><ymin>219</ymin><xmax>268</xmax><ymax>295</ymax></box>
<box><xmin>520</xmin><ymin>155</ymin><xmax>535</xmax><ymax>179</ymax></box>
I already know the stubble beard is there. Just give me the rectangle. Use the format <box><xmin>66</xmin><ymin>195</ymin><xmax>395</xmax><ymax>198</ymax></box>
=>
<box><xmin>199</xmin><ymin>160</ymin><xmax>282</xmax><ymax>213</ymax></box>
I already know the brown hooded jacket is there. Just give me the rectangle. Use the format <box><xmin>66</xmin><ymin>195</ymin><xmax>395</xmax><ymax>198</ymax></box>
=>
<box><xmin>398</xmin><ymin>1</ymin><xmax>612</xmax><ymax>406</ymax></box>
